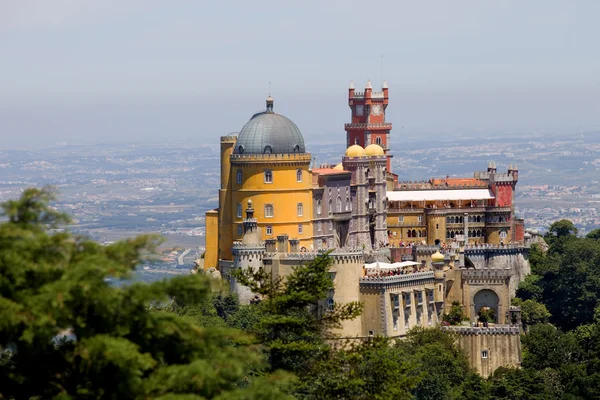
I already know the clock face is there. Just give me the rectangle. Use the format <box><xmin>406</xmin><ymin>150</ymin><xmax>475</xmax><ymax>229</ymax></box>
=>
<box><xmin>356</xmin><ymin>105</ymin><xmax>364</xmax><ymax>116</ymax></box>
<box><xmin>371</xmin><ymin>104</ymin><xmax>382</xmax><ymax>116</ymax></box>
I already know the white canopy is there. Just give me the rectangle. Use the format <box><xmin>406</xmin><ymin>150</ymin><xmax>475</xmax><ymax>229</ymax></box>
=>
<box><xmin>387</xmin><ymin>189</ymin><xmax>494</xmax><ymax>202</ymax></box>
<box><xmin>364</xmin><ymin>261</ymin><xmax>419</xmax><ymax>269</ymax></box>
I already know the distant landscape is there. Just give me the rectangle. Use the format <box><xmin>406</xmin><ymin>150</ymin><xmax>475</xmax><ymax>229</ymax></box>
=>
<box><xmin>1</xmin><ymin>130</ymin><xmax>599</xmax><ymax>280</ymax></box>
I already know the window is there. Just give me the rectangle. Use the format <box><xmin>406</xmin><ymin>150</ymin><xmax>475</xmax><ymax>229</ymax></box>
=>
<box><xmin>329</xmin><ymin>221</ymin><xmax>333</xmax><ymax>231</ymax></box>
<box><xmin>263</xmin><ymin>145</ymin><xmax>272</xmax><ymax>154</ymax></box>
<box><xmin>264</xmin><ymin>169</ymin><xmax>273</xmax><ymax>183</ymax></box>
<box><xmin>500</xmin><ymin>230</ymin><xmax>507</xmax><ymax>239</ymax></box>
<box><xmin>398</xmin><ymin>216</ymin><xmax>404</xmax><ymax>223</ymax></box>
<box><xmin>436</xmin><ymin>224</ymin><xmax>439</xmax><ymax>230</ymax></box>
<box><xmin>404</xmin><ymin>293</ymin><xmax>412</xmax><ymax>307</ymax></box>
<box><xmin>345</xmin><ymin>197</ymin><xmax>350</xmax><ymax>211</ymax></box>
<box><xmin>318</xmin><ymin>221</ymin><xmax>322</xmax><ymax>232</ymax></box>
<box><xmin>297</xmin><ymin>203</ymin><xmax>303</xmax><ymax>217</ymax></box>
<box><xmin>236</xmin><ymin>203</ymin><xmax>242</xmax><ymax>218</ymax></box>
<box><xmin>417</xmin><ymin>292</ymin><xmax>423</xmax><ymax>304</ymax></box>
<box><xmin>236</xmin><ymin>170</ymin><xmax>242</xmax><ymax>184</ymax></box>
<box><xmin>298</xmin><ymin>224</ymin><xmax>303</xmax><ymax>234</ymax></box>
<box><xmin>392</xmin><ymin>294</ymin><xmax>400</xmax><ymax>308</ymax></box>
<box><xmin>328</xmin><ymin>238</ymin><xmax>333</xmax><ymax>248</ymax></box>
<box><xmin>336</xmin><ymin>197</ymin><xmax>342</xmax><ymax>213</ymax></box>
<box><xmin>327</xmin><ymin>298</ymin><xmax>334</xmax><ymax>312</ymax></box>
<box><xmin>354</xmin><ymin>137</ymin><xmax>360</xmax><ymax>145</ymax></box>
<box><xmin>317</xmin><ymin>200</ymin><xmax>322</xmax><ymax>215</ymax></box>
<box><xmin>237</xmin><ymin>225</ymin><xmax>243</xmax><ymax>236</ymax></box>
<box><xmin>418</xmin><ymin>215</ymin><xmax>423</xmax><ymax>223</ymax></box>
<box><xmin>482</xmin><ymin>350</ymin><xmax>489</xmax><ymax>359</ymax></box>
<box><xmin>376</xmin><ymin>136</ymin><xmax>382</xmax><ymax>145</ymax></box>
<box><xmin>328</xmin><ymin>199</ymin><xmax>332</xmax><ymax>215</ymax></box>
<box><xmin>266</xmin><ymin>225</ymin><xmax>273</xmax><ymax>235</ymax></box>
<box><xmin>428</xmin><ymin>291</ymin><xmax>434</xmax><ymax>302</ymax></box>
<box><xmin>392</xmin><ymin>310</ymin><xmax>399</xmax><ymax>331</ymax></box>
<box><xmin>296</xmin><ymin>169</ymin><xmax>302</xmax><ymax>182</ymax></box>
<box><xmin>264</xmin><ymin>204</ymin><xmax>274</xmax><ymax>218</ymax></box>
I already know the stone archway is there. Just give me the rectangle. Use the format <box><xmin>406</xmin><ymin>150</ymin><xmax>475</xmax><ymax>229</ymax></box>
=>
<box><xmin>473</xmin><ymin>289</ymin><xmax>500</xmax><ymax>322</ymax></box>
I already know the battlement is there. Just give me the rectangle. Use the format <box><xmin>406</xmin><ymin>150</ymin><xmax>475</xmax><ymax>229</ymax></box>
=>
<box><xmin>474</xmin><ymin>171</ymin><xmax>518</xmax><ymax>183</ymax></box>
<box><xmin>220</xmin><ymin>135</ymin><xmax>238</xmax><ymax>142</ymax></box>
<box><xmin>443</xmin><ymin>325</ymin><xmax>521</xmax><ymax>335</ymax></box>
<box><xmin>360</xmin><ymin>271</ymin><xmax>435</xmax><ymax>288</ymax></box>
<box><xmin>371</xmin><ymin>91</ymin><xmax>385</xmax><ymax>99</ymax></box>
<box><xmin>230</xmin><ymin>153</ymin><xmax>312</xmax><ymax>163</ymax></box>
<box><xmin>396</xmin><ymin>181</ymin><xmax>488</xmax><ymax>190</ymax></box>
<box><xmin>461</xmin><ymin>268</ymin><xmax>512</xmax><ymax>280</ymax></box>
<box><xmin>345</xmin><ymin>123</ymin><xmax>392</xmax><ymax>130</ymax></box>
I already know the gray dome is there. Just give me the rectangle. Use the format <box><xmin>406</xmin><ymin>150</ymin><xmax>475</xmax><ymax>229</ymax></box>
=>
<box><xmin>234</xmin><ymin>101</ymin><xmax>305</xmax><ymax>155</ymax></box>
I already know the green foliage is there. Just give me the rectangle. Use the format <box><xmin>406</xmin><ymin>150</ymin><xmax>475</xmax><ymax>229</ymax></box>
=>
<box><xmin>477</xmin><ymin>307</ymin><xmax>496</xmax><ymax>323</ymax></box>
<box><xmin>521</xmin><ymin>324</ymin><xmax>581</xmax><ymax>370</ymax></box>
<box><xmin>442</xmin><ymin>301</ymin><xmax>468</xmax><ymax>325</ymax></box>
<box><xmin>0</xmin><ymin>188</ymin><xmax>291</xmax><ymax>399</ymax></box>
<box><xmin>398</xmin><ymin>327</ymin><xmax>474</xmax><ymax>399</ymax></box>
<box><xmin>232</xmin><ymin>252</ymin><xmax>362</xmax><ymax>374</ymax></box>
<box><xmin>511</xmin><ymin>298</ymin><xmax>551</xmax><ymax>329</ymax></box>
<box><xmin>487</xmin><ymin>367</ymin><xmax>556</xmax><ymax>399</ymax></box>
<box><xmin>305</xmin><ymin>337</ymin><xmax>420</xmax><ymax>400</ymax></box>
<box><xmin>547</xmin><ymin>219</ymin><xmax>578</xmax><ymax>239</ymax></box>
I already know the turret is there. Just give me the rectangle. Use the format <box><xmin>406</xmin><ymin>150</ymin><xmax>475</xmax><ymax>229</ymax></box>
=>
<box><xmin>487</xmin><ymin>161</ymin><xmax>497</xmax><ymax>174</ymax></box>
<box><xmin>431</xmin><ymin>251</ymin><xmax>446</xmax><ymax>303</ymax></box>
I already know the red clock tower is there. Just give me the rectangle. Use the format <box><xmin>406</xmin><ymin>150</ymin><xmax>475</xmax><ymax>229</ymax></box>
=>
<box><xmin>346</xmin><ymin>80</ymin><xmax>392</xmax><ymax>170</ymax></box>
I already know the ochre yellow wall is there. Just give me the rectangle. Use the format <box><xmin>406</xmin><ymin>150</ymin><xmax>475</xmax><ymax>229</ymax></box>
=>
<box><xmin>427</xmin><ymin>215</ymin><xmax>446</xmax><ymax>245</ymax></box>
<box><xmin>227</xmin><ymin>154</ymin><xmax>313</xmax><ymax>252</ymax></box>
<box><xmin>386</xmin><ymin>212</ymin><xmax>426</xmax><ymax>246</ymax></box>
<box><xmin>218</xmin><ymin>137</ymin><xmax>236</xmax><ymax>261</ymax></box>
<box><xmin>204</xmin><ymin>210</ymin><xmax>219</xmax><ymax>269</ymax></box>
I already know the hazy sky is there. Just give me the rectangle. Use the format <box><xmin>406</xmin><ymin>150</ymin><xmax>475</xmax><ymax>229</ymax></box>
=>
<box><xmin>1</xmin><ymin>0</ymin><xmax>599</xmax><ymax>149</ymax></box>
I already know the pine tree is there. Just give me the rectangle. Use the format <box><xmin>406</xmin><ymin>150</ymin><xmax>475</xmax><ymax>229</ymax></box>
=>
<box><xmin>0</xmin><ymin>188</ymin><xmax>292</xmax><ymax>399</ymax></box>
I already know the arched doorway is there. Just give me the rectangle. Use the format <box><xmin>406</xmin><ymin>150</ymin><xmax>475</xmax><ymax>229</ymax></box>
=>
<box><xmin>473</xmin><ymin>289</ymin><xmax>499</xmax><ymax>323</ymax></box>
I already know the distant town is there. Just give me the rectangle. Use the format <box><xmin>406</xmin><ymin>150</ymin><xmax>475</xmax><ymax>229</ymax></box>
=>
<box><xmin>1</xmin><ymin>130</ymin><xmax>599</xmax><ymax>278</ymax></box>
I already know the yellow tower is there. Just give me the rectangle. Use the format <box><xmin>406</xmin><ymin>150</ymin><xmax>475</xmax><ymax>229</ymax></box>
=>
<box><xmin>215</xmin><ymin>96</ymin><xmax>314</xmax><ymax>262</ymax></box>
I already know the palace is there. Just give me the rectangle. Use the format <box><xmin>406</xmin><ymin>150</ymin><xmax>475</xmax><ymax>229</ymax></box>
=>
<box><xmin>202</xmin><ymin>81</ymin><xmax>532</xmax><ymax>377</ymax></box>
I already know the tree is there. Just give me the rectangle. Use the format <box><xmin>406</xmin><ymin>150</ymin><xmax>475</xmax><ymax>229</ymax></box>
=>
<box><xmin>305</xmin><ymin>337</ymin><xmax>421</xmax><ymax>400</ymax></box>
<box><xmin>442</xmin><ymin>301</ymin><xmax>468</xmax><ymax>325</ymax></box>
<box><xmin>511</xmin><ymin>298</ymin><xmax>551</xmax><ymax>330</ymax></box>
<box><xmin>586</xmin><ymin>228</ymin><xmax>600</xmax><ymax>240</ymax></box>
<box><xmin>232</xmin><ymin>252</ymin><xmax>363</xmax><ymax>374</ymax></box>
<box><xmin>521</xmin><ymin>324</ymin><xmax>581</xmax><ymax>370</ymax></box>
<box><xmin>397</xmin><ymin>327</ymin><xmax>474</xmax><ymax>399</ymax></box>
<box><xmin>0</xmin><ymin>188</ymin><xmax>291</xmax><ymax>399</ymax></box>
<box><xmin>547</xmin><ymin>219</ymin><xmax>578</xmax><ymax>238</ymax></box>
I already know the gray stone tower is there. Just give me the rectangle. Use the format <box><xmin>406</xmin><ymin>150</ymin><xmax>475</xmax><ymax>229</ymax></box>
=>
<box><xmin>231</xmin><ymin>200</ymin><xmax>265</xmax><ymax>304</ymax></box>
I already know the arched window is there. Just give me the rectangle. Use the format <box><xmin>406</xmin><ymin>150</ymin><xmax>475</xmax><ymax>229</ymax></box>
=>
<box><xmin>317</xmin><ymin>200</ymin><xmax>322</xmax><ymax>215</ymax></box>
<box><xmin>345</xmin><ymin>197</ymin><xmax>350</xmax><ymax>211</ymax></box>
<box><xmin>327</xmin><ymin>297</ymin><xmax>334</xmax><ymax>312</ymax></box>
<box><xmin>336</xmin><ymin>197</ymin><xmax>342</xmax><ymax>213</ymax></box>
<box><xmin>264</xmin><ymin>204</ymin><xmax>274</xmax><ymax>218</ymax></box>
<box><xmin>264</xmin><ymin>169</ymin><xmax>273</xmax><ymax>183</ymax></box>
<box><xmin>500</xmin><ymin>230</ymin><xmax>507</xmax><ymax>239</ymax></box>
<box><xmin>236</xmin><ymin>203</ymin><xmax>242</xmax><ymax>218</ymax></box>
<box><xmin>297</xmin><ymin>203</ymin><xmax>303</xmax><ymax>217</ymax></box>
<box><xmin>328</xmin><ymin>199</ymin><xmax>332</xmax><ymax>215</ymax></box>
<box><xmin>263</xmin><ymin>145</ymin><xmax>272</xmax><ymax>154</ymax></box>
<box><xmin>476</xmin><ymin>215</ymin><xmax>481</xmax><ymax>223</ymax></box>
<box><xmin>376</xmin><ymin>136</ymin><xmax>382</xmax><ymax>145</ymax></box>
<box><xmin>411</xmin><ymin>229</ymin><xmax>416</xmax><ymax>237</ymax></box>
<box><xmin>293</xmin><ymin>144</ymin><xmax>300</xmax><ymax>153</ymax></box>
<box><xmin>236</xmin><ymin>170</ymin><xmax>242</xmax><ymax>184</ymax></box>
<box><xmin>238</xmin><ymin>145</ymin><xmax>244</xmax><ymax>154</ymax></box>
<box><xmin>296</xmin><ymin>169</ymin><xmax>302</xmax><ymax>182</ymax></box>
<box><xmin>354</xmin><ymin>137</ymin><xmax>359</xmax><ymax>145</ymax></box>
<box><xmin>407</xmin><ymin>230</ymin><xmax>412</xmax><ymax>238</ymax></box>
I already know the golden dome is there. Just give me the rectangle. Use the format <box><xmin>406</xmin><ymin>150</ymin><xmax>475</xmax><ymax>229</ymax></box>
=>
<box><xmin>431</xmin><ymin>251</ymin><xmax>445</xmax><ymax>263</ymax></box>
<box><xmin>365</xmin><ymin>143</ymin><xmax>385</xmax><ymax>156</ymax></box>
<box><xmin>345</xmin><ymin>144</ymin><xmax>366</xmax><ymax>158</ymax></box>
<box><xmin>333</xmin><ymin>163</ymin><xmax>344</xmax><ymax>171</ymax></box>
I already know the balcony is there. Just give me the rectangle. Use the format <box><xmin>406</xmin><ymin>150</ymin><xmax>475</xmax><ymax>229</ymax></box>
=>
<box><xmin>344</xmin><ymin>122</ymin><xmax>392</xmax><ymax>131</ymax></box>
<box><xmin>332</xmin><ymin>210</ymin><xmax>352</xmax><ymax>221</ymax></box>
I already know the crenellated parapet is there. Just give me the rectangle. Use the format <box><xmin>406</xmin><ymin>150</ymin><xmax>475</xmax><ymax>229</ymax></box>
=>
<box><xmin>360</xmin><ymin>271</ymin><xmax>435</xmax><ymax>290</ymax></box>
<box><xmin>396</xmin><ymin>181</ymin><xmax>488</xmax><ymax>190</ymax></box>
<box><xmin>464</xmin><ymin>244</ymin><xmax>528</xmax><ymax>257</ymax></box>
<box><xmin>443</xmin><ymin>325</ymin><xmax>520</xmax><ymax>336</ymax></box>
